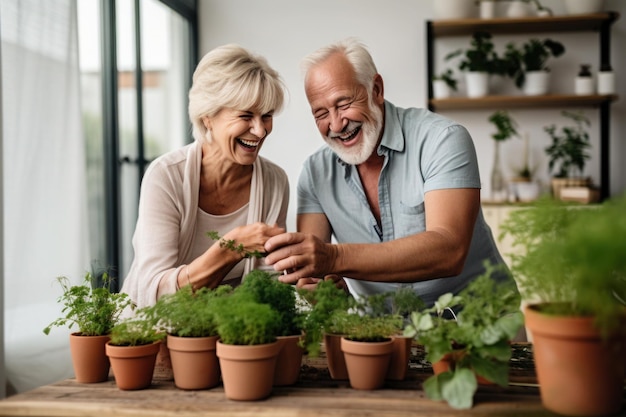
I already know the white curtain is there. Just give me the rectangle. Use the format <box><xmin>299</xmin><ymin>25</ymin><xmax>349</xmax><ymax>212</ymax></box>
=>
<box><xmin>1</xmin><ymin>0</ymin><xmax>90</xmax><ymax>394</ymax></box>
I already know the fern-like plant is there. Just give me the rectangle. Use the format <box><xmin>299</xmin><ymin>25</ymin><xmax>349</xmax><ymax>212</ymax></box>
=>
<box><xmin>43</xmin><ymin>272</ymin><xmax>132</xmax><ymax>336</ymax></box>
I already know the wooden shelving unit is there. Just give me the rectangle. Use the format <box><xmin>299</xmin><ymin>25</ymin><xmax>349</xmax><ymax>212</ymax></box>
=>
<box><xmin>430</xmin><ymin>94</ymin><xmax>618</xmax><ymax>111</ymax></box>
<box><xmin>425</xmin><ymin>12</ymin><xmax>620</xmax><ymax>200</ymax></box>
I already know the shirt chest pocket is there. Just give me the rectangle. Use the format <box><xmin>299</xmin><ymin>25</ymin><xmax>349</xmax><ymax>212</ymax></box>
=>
<box><xmin>396</xmin><ymin>200</ymin><xmax>426</xmax><ymax>237</ymax></box>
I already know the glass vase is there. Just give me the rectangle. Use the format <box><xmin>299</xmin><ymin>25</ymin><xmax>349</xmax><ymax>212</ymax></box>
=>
<box><xmin>491</xmin><ymin>141</ymin><xmax>507</xmax><ymax>202</ymax></box>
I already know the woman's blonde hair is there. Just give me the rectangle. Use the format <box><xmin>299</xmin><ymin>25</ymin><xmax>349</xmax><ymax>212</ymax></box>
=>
<box><xmin>188</xmin><ymin>44</ymin><xmax>286</xmax><ymax>142</ymax></box>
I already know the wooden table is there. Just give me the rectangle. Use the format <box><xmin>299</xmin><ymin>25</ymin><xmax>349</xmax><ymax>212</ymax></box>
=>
<box><xmin>0</xmin><ymin>344</ymin><xmax>623</xmax><ymax>417</ymax></box>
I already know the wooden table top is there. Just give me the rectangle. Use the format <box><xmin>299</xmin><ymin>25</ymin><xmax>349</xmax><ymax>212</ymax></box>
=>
<box><xmin>0</xmin><ymin>343</ymin><xmax>623</xmax><ymax>417</ymax></box>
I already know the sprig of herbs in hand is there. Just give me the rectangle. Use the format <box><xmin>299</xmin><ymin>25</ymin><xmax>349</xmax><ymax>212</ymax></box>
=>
<box><xmin>207</xmin><ymin>231</ymin><xmax>266</xmax><ymax>259</ymax></box>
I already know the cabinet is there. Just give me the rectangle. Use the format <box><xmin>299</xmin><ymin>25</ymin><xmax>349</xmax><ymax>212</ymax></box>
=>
<box><xmin>426</xmin><ymin>12</ymin><xmax>620</xmax><ymax>200</ymax></box>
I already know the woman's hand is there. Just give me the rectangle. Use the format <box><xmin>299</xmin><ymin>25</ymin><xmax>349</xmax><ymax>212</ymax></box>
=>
<box><xmin>222</xmin><ymin>222</ymin><xmax>284</xmax><ymax>258</ymax></box>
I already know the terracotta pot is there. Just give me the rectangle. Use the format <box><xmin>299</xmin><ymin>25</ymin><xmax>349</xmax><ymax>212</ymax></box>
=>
<box><xmin>69</xmin><ymin>333</ymin><xmax>110</xmax><ymax>383</ymax></box>
<box><xmin>341</xmin><ymin>337</ymin><xmax>394</xmax><ymax>390</ymax></box>
<box><xmin>323</xmin><ymin>333</ymin><xmax>348</xmax><ymax>380</ymax></box>
<box><xmin>167</xmin><ymin>334</ymin><xmax>220</xmax><ymax>390</ymax></box>
<box><xmin>274</xmin><ymin>334</ymin><xmax>304</xmax><ymax>386</ymax></box>
<box><xmin>216</xmin><ymin>340</ymin><xmax>281</xmax><ymax>401</ymax></box>
<box><xmin>386</xmin><ymin>336</ymin><xmax>413</xmax><ymax>381</ymax></box>
<box><xmin>106</xmin><ymin>341</ymin><xmax>161</xmax><ymax>390</ymax></box>
<box><xmin>525</xmin><ymin>305</ymin><xmax>625</xmax><ymax>416</ymax></box>
<box><xmin>432</xmin><ymin>351</ymin><xmax>494</xmax><ymax>385</ymax></box>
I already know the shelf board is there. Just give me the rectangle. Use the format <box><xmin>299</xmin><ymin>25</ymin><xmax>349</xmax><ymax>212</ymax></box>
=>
<box><xmin>430</xmin><ymin>12</ymin><xmax>619</xmax><ymax>37</ymax></box>
<box><xmin>430</xmin><ymin>94</ymin><xmax>618</xmax><ymax>111</ymax></box>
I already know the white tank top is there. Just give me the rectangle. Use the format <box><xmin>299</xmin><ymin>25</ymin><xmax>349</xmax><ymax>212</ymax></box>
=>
<box><xmin>190</xmin><ymin>203</ymin><xmax>249</xmax><ymax>286</ymax></box>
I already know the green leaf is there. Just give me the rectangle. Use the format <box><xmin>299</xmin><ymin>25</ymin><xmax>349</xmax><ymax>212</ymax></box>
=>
<box><xmin>441</xmin><ymin>368</ymin><xmax>477</xmax><ymax>410</ymax></box>
<box><xmin>423</xmin><ymin>373</ymin><xmax>449</xmax><ymax>401</ymax></box>
<box><xmin>469</xmin><ymin>355</ymin><xmax>509</xmax><ymax>387</ymax></box>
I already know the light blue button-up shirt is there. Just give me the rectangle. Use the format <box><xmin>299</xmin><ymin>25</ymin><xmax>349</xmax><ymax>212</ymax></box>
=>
<box><xmin>297</xmin><ymin>101</ymin><xmax>510</xmax><ymax>307</ymax></box>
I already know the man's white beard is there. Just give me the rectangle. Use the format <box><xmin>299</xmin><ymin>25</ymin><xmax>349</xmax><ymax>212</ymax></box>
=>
<box><xmin>325</xmin><ymin>102</ymin><xmax>383</xmax><ymax>166</ymax></box>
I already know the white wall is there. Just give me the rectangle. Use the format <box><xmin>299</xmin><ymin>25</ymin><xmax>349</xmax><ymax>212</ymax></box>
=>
<box><xmin>198</xmin><ymin>0</ymin><xmax>626</xmax><ymax>232</ymax></box>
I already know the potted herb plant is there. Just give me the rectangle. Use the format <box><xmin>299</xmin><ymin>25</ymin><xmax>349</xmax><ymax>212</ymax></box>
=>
<box><xmin>449</xmin><ymin>31</ymin><xmax>511</xmax><ymax>97</ymax></box>
<box><xmin>332</xmin><ymin>310</ymin><xmax>403</xmax><ymax>390</ymax></box>
<box><xmin>235</xmin><ymin>269</ymin><xmax>306</xmax><ymax>386</ymax></box>
<box><xmin>356</xmin><ymin>287</ymin><xmax>425</xmax><ymax>381</ymax></box>
<box><xmin>432</xmin><ymin>68</ymin><xmax>458</xmax><ymax>99</ymax></box>
<box><xmin>149</xmin><ymin>284</ymin><xmax>233</xmax><ymax>390</ymax></box>
<box><xmin>212</xmin><ymin>288</ymin><xmax>282</xmax><ymax>401</ymax></box>
<box><xmin>105</xmin><ymin>310</ymin><xmax>165</xmax><ymax>390</ymax></box>
<box><xmin>500</xmin><ymin>194</ymin><xmax>626</xmax><ymax>416</ymax></box>
<box><xmin>43</xmin><ymin>272</ymin><xmax>132</xmax><ymax>383</ymax></box>
<box><xmin>404</xmin><ymin>263</ymin><xmax>524</xmax><ymax>410</ymax></box>
<box><xmin>298</xmin><ymin>279</ymin><xmax>352</xmax><ymax>379</ymax></box>
<box><xmin>504</xmin><ymin>38</ymin><xmax>565</xmax><ymax>95</ymax></box>
<box><xmin>543</xmin><ymin>110</ymin><xmax>592</xmax><ymax>198</ymax></box>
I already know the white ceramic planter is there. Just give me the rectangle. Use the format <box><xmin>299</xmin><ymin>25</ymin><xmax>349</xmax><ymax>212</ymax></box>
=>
<box><xmin>507</xmin><ymin>0</ymin><xmax>532</xmax><ymax>17</ymax></box>
<box><xmin>562</xmin><ymin>0</ymin><xmax>604</xmax><ymax>15</ymax></box>
<box><xmin>433</xmin><ymin>79</ymin><xmax>452</xmax><ymax>99</ymax></box>
<box><xmin>479</xmin><ymin>0</ymin><xmax>496</xmax><ymax>19</ymax></box>
<box><xmin>433</xmin><ymin>0</ymin><xmax>476</xmax><ymax>19</ymax></box>
<box><xmin>523</xmin><ymin>71</ymin><xmax>550</xmax><ymax>96</ymax></box>
<box><xmin>465</xmin><ymin>72</ymin><xmax>489</xmax><ymax>98</ymax></box>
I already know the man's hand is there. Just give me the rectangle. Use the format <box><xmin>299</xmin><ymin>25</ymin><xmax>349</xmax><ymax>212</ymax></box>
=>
<box><xmin>264</xmin><ymin>232</ymin><xmax>338</xmax><ymax>284</ymax></box>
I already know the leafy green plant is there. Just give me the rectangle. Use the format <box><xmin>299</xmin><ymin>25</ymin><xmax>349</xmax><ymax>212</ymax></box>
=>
<box><xmin>433</xmin><ymin>68</ymin><xmax>458</xmax><ymax>91</ymax></box>
<box><xmin>500</xmin><ymin>194</ymin><xmax>626</xmax><ymax>337</ymax></box>
<box><xmin>504</xmin><ymin>38</ymin><xmax>565</xmax><ymax>88</ymax></box>
<box><xmin>43</xmin><ymin>272</ymin><xmax>133</xmax><ymax>336</ymax></box>
<box><xmin>488</xmin><ymin>110</ymin><xmax>519</xmax><ymax>142</ymax></box>
<box><xmin>329</xmin><ymin>310</ymin><xmax>403</xmax><ymax>343</ymax></box>
<box><xmin>404</xmin><ymin>263</ymin><xmax>524</xmax><ymax>409</ymax></box>
<box><xmin>236</xmin><ymin>269</ymin><xmax>304</xmax><ymax>336</ymax></box>
<box><xmin>108</xmin><ymin>312</ymin><xmax>165</xmax><ymax>346</ymax></box>
<box><xmin>149</xmin><ymin>284</ymin><xmax>233</xmax><ymax>337</ymax></box>
<box><xmin>207</xmin><ymin>231</ymin><xmax>266</xmax><ymax>259</ymax></box>
<box><xmin>212</xmin><ymin>291</ymin><xmax>281</xmax><ymax>345</ymax></box>
<box><xmin>544</xmin><ymin>111</ymin><xmax>591</xmax><ymax>178</ymax></box>
<box><xmin>297</xmin><ymin>279</ymin><xmax>352</xmax><ymax>357</ymax></box>
<box><xmin>450</xmin><ymin>32</ymin><xmax>510</xmax><ymax>75</ymax></box>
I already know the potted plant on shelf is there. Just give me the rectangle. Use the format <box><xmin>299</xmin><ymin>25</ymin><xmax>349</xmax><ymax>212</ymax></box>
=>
<box><xmin>449</xmin><ymin>31</ymin><xmax>511</xmax><ymax>97</ymax></box>
<box><xmin>504</xmin><ymin>38</ymin><xmax>565</xmax><ymax>96</ymax></box>
<box><xmin>212</xmin><ymin>287</ymin><xmax>282</xmax><ymax>401</ymax></box>
<box><xmin>432</xmin><ymin>68</ymin><xmax>458</xmax><ymax>99</ymax></box>
<box><xmin>43</xmin><ymin>272</ymin><xmax>132</xmax><ymax>383</ymax></box>
<box><xmin>404</xmin><ymin>263</ymin><xmax>524</xmax><ymax>410</ymax></box>
<box><xmin>500</xmin><ymin>194</ymin><xmax>626</xmax><ymax>416</ymax></box>
<box><xmin>106</xmin><ymin>311</ymin><xmax>165</xmax><ymax>390</ymax></box>
<box><xmin>149</xmin><ymin>284</ymin><xmax>233</xmax><ymax>390</ymax></box>
<box><xmin>488</xmin><ymin>110</ymin><xmax>519</xmax><ymax>202</ymax></box>
<box><xmin>543</xmin><ymin>110</ymin><xmax>592</xmax><ymax>199</ymax></box>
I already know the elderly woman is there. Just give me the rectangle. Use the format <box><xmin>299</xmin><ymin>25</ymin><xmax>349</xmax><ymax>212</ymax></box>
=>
<box><xmin>121</xmin><ymin>44</ymin><xmax>289</xmax><ymax>308</ymax></box>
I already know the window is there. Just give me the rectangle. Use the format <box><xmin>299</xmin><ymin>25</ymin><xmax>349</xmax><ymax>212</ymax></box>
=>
<box><xmin>77</xmin><ymin>0</ymin><xmax>197</xmax><ymax>287</ymax></box>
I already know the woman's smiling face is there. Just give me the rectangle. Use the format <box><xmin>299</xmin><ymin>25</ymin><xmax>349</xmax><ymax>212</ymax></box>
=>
<box><xmin>203</xmin><ymin>108</ymin><xmax>274</xmax><ymax>165</ymax></box>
